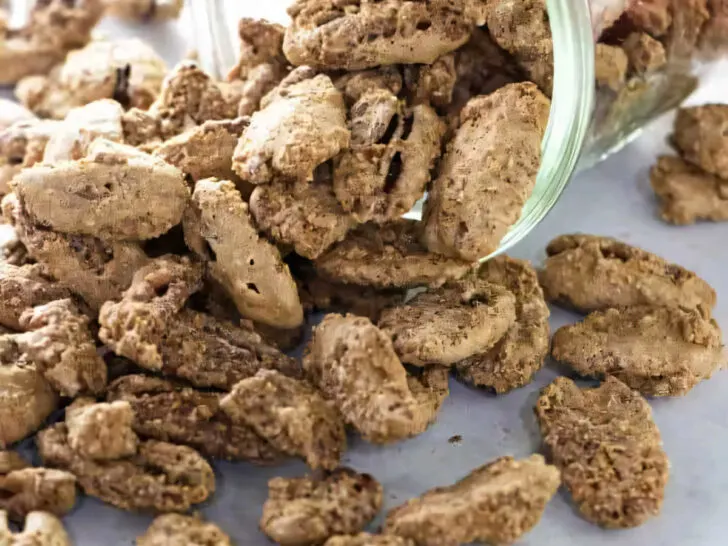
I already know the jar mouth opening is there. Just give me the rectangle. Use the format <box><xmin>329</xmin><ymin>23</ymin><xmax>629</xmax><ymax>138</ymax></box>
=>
<box><xmin>192</xmin><ymin>0</ymin><xmax>595</xmax><ymax>261</ymax></box>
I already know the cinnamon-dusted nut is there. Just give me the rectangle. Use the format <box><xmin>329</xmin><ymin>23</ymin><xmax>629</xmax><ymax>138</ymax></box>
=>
<box><xmin>0</xmin><ymin>263</ymin><xmax>69</xmax><ymax>331</ymax></box>
<box><xmin>261</xmin><ymin>468</ymin><xmax>383</xmax><ymax>546</ymax></box>
<box><xmin>422</xmin><ymin>83</ymin><xmax>550</xmax><ymax>260</ymax></box>
<box><xmin>65</xmin><ymin>399</ymin><xmax>138</xmax><ymax>461</ymax></box>
<box><xmin>383</xmin><ymin>455</ymin><xmax>560</xmax><ymax>546</ymax></box>
<box><xmin>184</xmin><ymin>178</ymin><xmax>304</xmax><ymax>328</ymax></box>
<box><xmin>37</xmin><ymin>423</ymin><xmax>215</xmax><ymax>512</ymax></box>
<box><xmin>551</xmin><ymin>304</ymin><xmax>723</xmax><ymax>396</ymax></box>
<box><xmin>107</xmin><ymin>374</ymin><xmax>284</xmax><ymax>464</ymax></box>
<box><xmin>233</xmin><ymin>74</ymin><xmax>349</xmax><ymax>184</ymax></box>
<box><xmin>0</xmin><ymin>510</ymin><xmax>72</xmax><ymax>545</ymax></box>
<box><xmin>325</xmin><ymin>535</ymin><xmax>414</xmax><ymax>546</ymax></box>
<box><xmin>315</xmin><ymin>220</ymin><xmax>474</xmax><ymax>289</ymax></box>
<box><xmin>137</xmin><ymin>514</ymin><xmax>232</xmax><ymax>546</ymax></box>
<box><xmin>378</xmin><ymin>280</ymin><xmax>516</xmax><ymax>366</ymax></box>
<box><xmin>13</xmin><ymin>139</ymin><xmax>189</xmax><ymax>242</ymax></box>
<box><xmin>283</xmin><ymin>0</ymin><xmax>486</xmax><ymax>70</ymax></box>
<box><xmin>535</xmin><ymin>376</ymin><xmax>669</xmax><ymax>528</ymax></box>
<box><xmin>539</xmin><ymin>234</ymin><xmax>716</xmax><ymax>313</ymax></box>
<box><xmin>221</xmin><ymin>369</ymin><xmax>346</xmax><ymax>470</ymax></box>
<box><xmin>673</xmin><ymin>104</ymin><xmax>728</xmax><ymax>179</ymax></box>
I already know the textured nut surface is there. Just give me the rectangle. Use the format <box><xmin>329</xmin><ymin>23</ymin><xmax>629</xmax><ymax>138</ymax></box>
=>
<box><xmin>536</xmin><ymin>377</ymin><xmax>669</xmax><ymax>528</ymax></box>
<box><xmin>325</xmin><ymin>534</ymin><xmax>415</xmax><ymax>546</ymax></box>
<box><xmin>378</xmin><ymin>280</ymin><xmax>516</xmax><ymax>366</ymax></box>
<box><xmin>65</xmin><ymin>399</ymin><xmax>138</xmax><ymax>461</ymax></box>
<box><xmin>137</xmin><ymin>513</ymin><xmax>231</xmax><ymax>546</ymax></box>
<box><xmin>0</xmin><ymin>510</ymin><xmax>72</xmax><ymax>546</ymax></box>
<box><xmin>383</xmin><ymin>455</ymin><xmax>560</xmax><ymax>546</ymax></box>
<box><xmin>539</xmin><ymin>234</ymin><xmax>716</xmax><ymax>313</ymax></box>
<box><xmin>184</xmin><ymin>178</ymin><xmax>304</xmax><ymax>328</ymax></box>
<box><xmin>221</xmin><ymin>370</ymin><xmax>346</xmax><ymax>470</ymax></box>
<box><xmin>455</xmin><ymin>256</ymin><xmax>550</xmax><ymax>393</ymax></box>
<box><xmin>673</xmin><ymin>105</ymin><xmax>728</xmax><ymax>179</ymax></box>
<box><xmin>261</xmin><ymin>468</ymin><xmax>383</xmax><ymax>546</ymax></box>
<box><xmin>315</xmin><ymin>220</ymin><xmax>473</xmax><ymax>289</ymax></box>
<box><xmin>422</xmin><ymin>83</ymin><xmax>550</xmax><ymax>260</ymax></box>
<box><xmin>551</xmin><ymin>304</ymin><xmax>723</xmax><ymax>396</ymax></box>
<box><xmin>0</xmin><ymin>263</ymin><xmax>69</xmax><ymax>331</ymax></box>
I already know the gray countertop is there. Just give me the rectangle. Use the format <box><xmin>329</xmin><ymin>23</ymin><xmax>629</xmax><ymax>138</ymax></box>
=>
<box><xmin>2</xmin><ymin>5</ymin><xmax>728</xmax><ymax>545</ymax></box>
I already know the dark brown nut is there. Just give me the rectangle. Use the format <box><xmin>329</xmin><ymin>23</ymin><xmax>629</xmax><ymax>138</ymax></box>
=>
<box><xmin>254</xmin><ymin>322</ymin><xmax>305</xmax><ymax>353</ymax></box>
<box><xmin>422</xmin><ymin>83</ymin><xmax>551</xmax><ymax>261</ymax></box>
<box><xmin>41</xmin><ymin>99</ymin><xmax>125</xmax><ymax>164</ymax></box>
<box><xmin>552</xmin><ymin>305</ymin><xmax>723</xmax><ymax>396</ymax></box>
<box><xmin>334</xmin><ymin>92</ymin><xmax>446</xmax><ymax>223</ymax></box>
<box><xmin>0</xmin><ymin>0</ymin><xmax>103</xmax><ymax>85</ymax></box>
<box><xmin>535</xmin><ymin>376</ymin><xmax>669</xmax><ymax>528</ymax></box>
<box><xmin>0</xmin><ymin>263</ymin><xmax>69</xmax><ymax>331</ymax></box>
<box><xmin>325</xmin><ymin>534</ymin><xmax>415</xmax><ymax>546</ymax></box>
<box><xmin>104</xmin><ymin>0</ymin><xmax>184</xmax><ymax>21</ymax></box>
<box><xmin>261</xmin><ymin>468</ymin><xmax>383</xmax><ymax>546</ymax></box>
<box><xmin>673</xmin><ymin>105</ymin><xmax>728</xmax><ymax>179</ymax></box>
<box><xmin>16</xmin><ymin>299</ymin><xmax>107</xmax><ymax>397</ymax></box>
<box><xmin>37</xmin><ymin>423</ymin><xmax>215</xmax><ymax>512</ymax></box>
<box><xmin>184</xmin><ymin>178</ymin><xmax>304</xmax><ymax>329</ymax></box>
<box><xmin>594</xmin><ymin>43</ymin><xmax>628</xmax><ymax>91</ymax></box>
<box><xmin>378</xmin><ymin>280</ymin><xmax>516</xmax><ymax>366</ymax></box>
<box><xmin>455</xmin><ymin>256</ymin><xmax>549</xmax><ymax>393</ymax></box>
<box><xmin>700</xmin><ymin>0</ymin><xmax>728</xmax><ymax>55</ymax></box>
<box><xmin>315</xmin><ymin>220</ymin><xmax>474</xmax><ymax>289</ymax></box>
<box><xmin>0</xmin><ymin>99</ymin><xmax>35</xmax><ymax>132</ymax></box>
<box><xmin>153</xmin><ymin>117</ymin><xmax>250</xmax><ymax>182</ymax></box>
<box><xmin>137</xmin><ymin>513</ymin><xmax>232</xmax><ymax>546</ymax></box>
<box><xmin>3</xmin><ymin>193</ymin><xmax>149</xmax><ymax>311</ymax></box>
<box><xmin>666</xmin><ymin>0</ymin><xmax>710</xmax><ymax>57</ymax></box>
<box><xmin>65</xmin><ymin>399</ymin><xmax>138</xmax><ymax>460</ymax></box>
<box><xmin>98</xmin><ymin>256</ymin><xmax>299</xmax><ymax>389</ymax></box>
<box><xmin>486</xmin><ymin>0</ymin><xmax>553</xmax><ymax>94</ymax></box>
<box><xmin>624</xmin><ymin>0</ymin><xmax>671</xmax><ymax>36</ymax></box>
<box><xmin>622</xmin><ymin>32</ymin><xmax>667</xmax><ymax>75</ymax></box>
<box><xmin>539</xmin><ymin>234</ymin><xmax>716</xmax><ymax>313</ymax></box>
<box><xmin>0</xmin><ymin>510</ymin><xmax>72</xmax><ymax>545</ymax></box>
<box><xmin>650</xmin><ymin>155</ymin><xmax>728</xmax><ymax>225</ymax></box>
<box><xmin>15</xmin><ymin>38</ymin><xmax>167</xmax><ymax>119</ymax></box>
<box><xmin>303</xmin><ymin>314</ymin><xmax>434</xmax><ymax>443</ymax></box>
<box><xmin>383</xmin><ymin>455</ymin><xmax>560</xmax><ymax>546</ymax></box>
<box><xmin>283</xmin><ymin>0</ymin><xmax>486</xmax><ymax>70</ymax></box>
<box><xmin>334</xmin><ymin>67</ymin><xmax>403</xmax><ymax>106</ymax></box>
<box><xmin>221</xmin><ymin>369</ymin><xmax>346</xmax><ymax>470</ymax></box>
<box><xmin>0</xmin><ymin>341</ymin><xmax>58</xmax><ymax>448</ymax></box>
<box><xmin>232</xmin><ymin>74</ymin><xmax>349</xmax><ymax>184</ymax></box>
<box><xmin>13</xmin><ymin>139</ymin><xmax>189</xmax><ymax>242</ymax></box>
<box><xmin>249</xmin><ymin>179</ymin><xmax>356</xmax><ymax>260</ymax></box>
<box><xmin>148</xmin><ymin>62</ymin><xmax>239</xmax><ymax>140</ymax></box>
<box><xmin>107</xmin><ymin>374</ymin><xmax>284</xmax><ymax>464</ymax></box>
<box><xmin>0</xmin><ymin>458</ymin><xmax>76</xmax><ymax>521</ymax></box>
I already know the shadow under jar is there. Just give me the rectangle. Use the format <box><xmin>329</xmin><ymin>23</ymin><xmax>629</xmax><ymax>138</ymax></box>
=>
<box><xmin>191</xmin><ymin>0</ymin><xmax>725</xmax><ymax>259</ymax></box>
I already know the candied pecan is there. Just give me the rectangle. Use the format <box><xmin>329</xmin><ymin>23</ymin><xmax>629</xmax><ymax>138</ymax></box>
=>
<box><xmin>154</xmin><ymin>117</ymin><xmax>249</xmax><ymax>182</ymax></box>
<box><xmin>539</xmin><ymin>234</ymin><xmax>716</xmax><ymax>313</ymax></box>
<box><xmin>221</xmin><ymin>370</ymin><xmax>346</xmax><ymax>470</ymax></box>
<box><xmin>0</xmin><ymin>455</ymin><xmax>76</xmax><ymax>521</ymax></box>
<box><xmin>594</xmin><ymin>43</ymin><xmax>628</xmax><ymax>91</ymax></box>
<box><xmin>0</xmin><ymin>510</ymin><xmax>72</xmax><ymax>545</ymax></box>
<box><xmin>0</xmin><ymin>263</ymin><xmax>69</xmax><ymax>331</ymax></box>
<box><xmin>13</xmin><ymin>139</ymin><xmax>189</xmax><ymax>242</ymax></box>
<box><xmin>334</xmin><ymin>67</ymin><xmax>403</xmax><ymax>106</ymax></box>
<box><xmin>334</xmin><ymin>90</ymin><xmax>446</xmax><ymax>223</ymax></box>
<box><xmin>404</xmin><ymin>53</ymin><xmax>457</xmax><ymax>108</ymax></box>
<box><xmin>379</xmin><ymin>279</ymin><xmax>515</xmax><ymax>366</ymax></box>
<box><xmin>99</xmin><ymin>256</ymin><xmax>299</xmax><ymax>389</ymax></box>
<box><xmin>535</xmin><ymin>376</ymin><xmax>669</xmax><ymax>528</ymax></box>
<box><xmin>673</xmin><ymin>104</ymin><xmax>728</xmax><ymax>179</ymax></box>
<box><xmin>250</xmin><ymin>179</ymin><xmax>356</xmax><ymax>260</ymax></box>
<box><xmin>552</xmin><ymin>305</ymin><xmax>723</xmax><ymax>396</ymax></box>
<box><xmin>3</xmin><ymin>193</ymin><xmax>149</xmax><ymax>311</ymax></box>
<box><xmin>37</xmin><ymin>423</ymin><xmax>215</xmax><ymax>512</ymax></box>
<box><xmin>228</xmin><ymin>17</ymin><xmax>287</xmax><ymax>82</ymax></box>
<box><xmin>283</xmin><ymin>0</ymin><xmax>486</xmax><ymax>70</ymax></box>
<box><xmin>315</xmin><ymin>220</ymin><xmax>474</xmax><ymax>289</ymax></box>
<box><xmin>261</xmin><ymin>468</ymin><xmax>383</xmax><ymax>546</ymax></box>
<box><xmin>383</xmin><ymin>455</ymin><xmax>560</xmax><ymax>546</ymax></box>
<box><xmin>107</xmin><ymin>374</ymin><xmax>284</xmax><ymax>464</ymax></box>
<box><xmin>422</xmin><ymin>83</ymin><xmax>551</xmax><ymax>260</ymax></box>
<box><xmin>184</xmin><ymin>178</ymin><xmax>303</xmax><ymax>328</ymax></box>
<box><xmin>624</xmin><ymin>0</ymin><xmax>671</xmax><ymax>36</ymax></box>
<box><xmin>137</xmin><ymin>513</ymin><xmax>232</xmax><ymax>546</ymax></box>
<box><xmin>325</xmin><ymin>534</ymin><xmax>415</xmax><ymax>546</ymax></box>
<box><xmin>455</xmin><ymin>256</ymin><xmax>550</xmax><ymax>393</ymax></box>
<box><xmin>622</xmin><ymin>32</ymin><xmax>667</xmax><ymax>75</ymax></box>
<box><xmin>65</xmin><ymin>399</ymin><xmax>138</xmax><ymax>460</ymax></box>
<box><xmin>304</xmin><ymin>314</ymin><xmax>437</xmax><ymax>443</ymax></box>
<box><xmin>650</xmin><ymin>155</ymin><xmax>728</xmax><ymax>225</ymax></box>
<box><xmin>233</xmin><ymin>74</ymin><xmax>349</xmax><ymax>184</ymax></box>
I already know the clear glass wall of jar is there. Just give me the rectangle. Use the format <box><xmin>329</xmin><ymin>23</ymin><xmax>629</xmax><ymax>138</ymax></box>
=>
<box><xmin>191</xmin><ymin>0</ymin><xmax>721</xmax><ymax>258</ymax></box>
